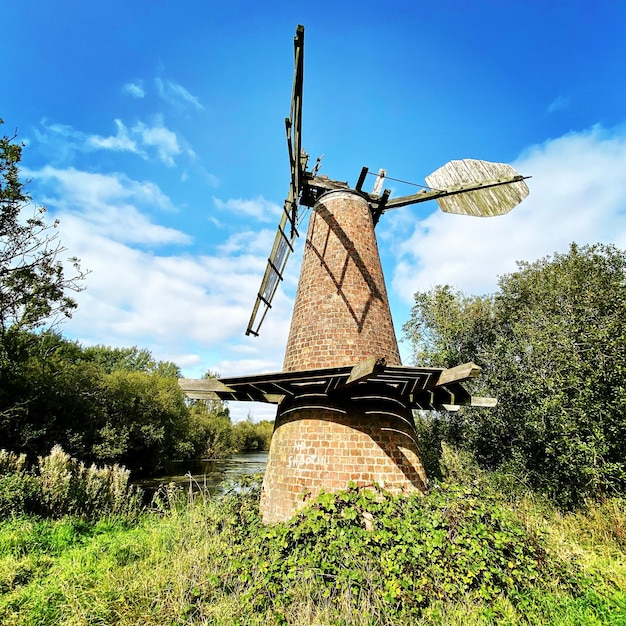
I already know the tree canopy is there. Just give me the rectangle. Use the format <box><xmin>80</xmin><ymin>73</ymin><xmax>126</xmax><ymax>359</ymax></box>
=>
<box><xmin>0</xmin><ymin>120</ymin><xmax>86</xmax><ymax>370</ymax></box>
<box><xmin>404</xmin><ymin>243</ymin><xmax>626</xmax><ymax>507</ymax></box>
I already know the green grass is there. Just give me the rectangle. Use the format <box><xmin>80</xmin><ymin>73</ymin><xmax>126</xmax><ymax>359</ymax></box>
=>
<box><xmin>0</xmin><ymin>479</ymin><xmax>625</xmax><ymax>625</ymax></box>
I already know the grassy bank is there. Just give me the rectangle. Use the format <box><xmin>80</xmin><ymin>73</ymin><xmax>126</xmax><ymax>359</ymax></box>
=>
<box><xmin>0</xmin><ymin>472</ymin><xmax>625</xmax><ymax>625</ymax></box>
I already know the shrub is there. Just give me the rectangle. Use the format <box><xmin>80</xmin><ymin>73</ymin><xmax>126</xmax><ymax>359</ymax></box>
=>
<box><xmin>222</xmin><ymin>480</ymin><xmax>581</xmax><ymax>621</ymax></box>
<box><xmin>0</xmin><ymin>445</ymin><xmax>143</xmax><ymax>520</ymax></box>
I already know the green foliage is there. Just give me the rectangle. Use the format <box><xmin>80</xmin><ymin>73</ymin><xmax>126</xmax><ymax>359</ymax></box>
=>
<box><xmin>0</xmin><ymin>445</ymin><xmax>143</xmax><ymax>520</ymax></box>
<box><xmin>403</xmin><ymin>285</ymin><xmax>496</xmax><ymax>368</ymax></box>
<box><xmin>232</xmin><ymin>417</ymin><xmax>274</xmax><ymax>453</ymax></box>
<box><xmin>0</xmin><ymin>120</ymin><xmax>86</xmax><ymax>370</ymax></box>
<box><xmin>81</xmin><ymin>344</ymin><xmax>180</xmax><ymax>377</ymax></box>
<box><xmin>404</xmin><ymin>243</ymin><xmax>626</xmax><ymax>508</ymax></box>
<box><xmin>232</xmin><ymin>483</ymin><xmax>577</xmax><ymax>620</ymax></box>
<box><xmin>0</xmin><ymin>332</ymin><xmax>223</xmax><ymax>474</ymax></box>
<box><xmin>0</xmin><ymin>471</ymin><xmax>624</xmax><ymax>625</ymax></box>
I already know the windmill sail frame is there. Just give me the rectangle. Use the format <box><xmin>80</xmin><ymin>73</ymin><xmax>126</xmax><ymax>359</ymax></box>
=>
<box><xmin>246</xmin><ymin>25</ymin><xmax>305</xmax><ymax>337</ymax></box>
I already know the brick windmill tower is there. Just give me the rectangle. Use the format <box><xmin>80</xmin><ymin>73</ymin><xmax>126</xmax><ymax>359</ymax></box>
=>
<box><xmin>180</xmin><ymin>25</ymin><xmax>529</xmax><ymax>523</ymax></box>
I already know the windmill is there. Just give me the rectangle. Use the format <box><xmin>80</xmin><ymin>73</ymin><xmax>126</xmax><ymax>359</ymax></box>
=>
<box><xmin>179</xmin><ymin>25</ymin><xmax>529</xmax><ymax>523</ymax></box>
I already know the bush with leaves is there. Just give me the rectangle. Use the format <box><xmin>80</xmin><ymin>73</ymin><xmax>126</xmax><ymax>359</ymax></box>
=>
<box><xmin>215</xmin><ymin>479</ymin><xmax>580</xmax><ymax>622</ymax></box>
<box><xmin>0</xmin><ymin>332</ymin><xmax>225</xmax><ymax>474</ymax></box>
<box><xmin>404</xmin><ymin>243</ymin><xmax>626</xmax><ymax>507</ymax></box>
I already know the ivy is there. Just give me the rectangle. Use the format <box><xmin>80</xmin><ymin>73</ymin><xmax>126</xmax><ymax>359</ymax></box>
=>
<box><xmin>223</xmin><ymin>481</ymin><xmax>580</xmax><ymax>620</ymax></box>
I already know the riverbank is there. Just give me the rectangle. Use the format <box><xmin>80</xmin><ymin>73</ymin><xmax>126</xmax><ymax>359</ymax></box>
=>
<box><xmin>134</xmin><ymin>451</ymin><xmax>268</xmax><ymax>493</ymax></box>
<box><xmin>1</xmin><ymin>471</ymin><xmax>624</xmax><ymax>625</ymax></box>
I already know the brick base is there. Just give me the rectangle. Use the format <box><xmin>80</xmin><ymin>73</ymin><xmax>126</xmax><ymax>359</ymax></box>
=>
<box><xmin>260</xmin><ymin>386</ymin><xmax>427</xmax><ymax>524</ymax></box>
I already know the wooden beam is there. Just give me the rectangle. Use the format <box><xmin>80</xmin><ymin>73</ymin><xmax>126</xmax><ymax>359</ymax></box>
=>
<box><xmin>264</xmin><ymin>394</ymin><xmax>286</xmax><ymax>404</ymax></box>
<box><xmin>432</xmin><ymin>362</ymin><xmax>481</xmax><ymax>387</ymax></box>
<box><xmin>355</xmin><ymin>166</ymin><xmax>368</xmax><ymax>191</ymax></box>
<box><xmin>339</xmin><ymin>356</ymin><xmax>386</xmax><ymax>389</ymax></box>
<box><xmin>468</xmin><ymin>396</ymin><xmax>498</xmax><ymax>407</ymax></box>
<box><xmin>371</xmin><ymin>188</ymin><xmax>390</xmax><ymax>226</ymax></box>
<box><xmin>440</xmin><ymin>397</ymin><xmax>498</xmax><ymax>411</ymax></box>
<box><xmin>178</xmin><ymin>378</ymin><xmax>236</xmax><ymax>395</ymax></box>
<box><xmin>379</xmin><ymin>175</ymin><xmax>531</xmax><ymax>212</ymax></box>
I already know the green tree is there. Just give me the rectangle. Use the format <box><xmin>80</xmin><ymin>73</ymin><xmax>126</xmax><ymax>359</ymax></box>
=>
<box><xmin>404</xmin><ymin>243</ymin><xmax>626</xmax><ymax>507</ymax></box>
<box><xmin>0</xmin><ymin>120</ymin><xmax>85</xmax><ymax>370</ymax></box>
<box><xmin>81</xmin><ymin>344</ymin><xmax>180</xmax><ymax>377</ymax></box>
<box><xmin>0</xmin><ymin>331</ymin><xmax>207</xmax><ymax>474</ymax></box>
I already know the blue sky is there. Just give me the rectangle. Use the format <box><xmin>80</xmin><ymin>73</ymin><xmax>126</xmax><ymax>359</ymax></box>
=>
<box><xmin>3</xmin><ymin>1</ymin><xmax>626</xmax><ymax>420</ymax></box>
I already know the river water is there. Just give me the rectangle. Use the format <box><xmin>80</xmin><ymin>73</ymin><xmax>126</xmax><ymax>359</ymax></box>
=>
<box><xmin>136</xmin><ymin>451</ymin><xmax>268</xmax><ymax>494</ymax></box>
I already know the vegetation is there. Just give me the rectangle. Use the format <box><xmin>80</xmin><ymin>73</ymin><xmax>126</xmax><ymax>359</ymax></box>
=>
<box><xmin>404</xmin><ymin>243</ymin><xmax>626</xmax><ymax>508</ymax></box>
<box><xmin>0</xmin><ymin>449</ymin><xmax>624</xmax><ymax>625</ymax></box>
<box><xmin>0</xmin><ymin>331</ymin><xmax>247</xmax><ymax>475</ymax></box>
<box><xmin>0</xmin><ymin>334</ymin><xmax>273</xmax><ymax>474</ymax></box>
<box><xmin>0</xmin><ymin>119</ymin><xmax>86</xmax><ymax>371</ymax></box>
<box><xmin>2</xmin><ymin>115</ymin><xmax>626</xmax><ymax>622</ymax></box>
<box><xmin>0</xmin><ymin>446</ymin><xmax>142</xmax><ymax>520</ymax></box>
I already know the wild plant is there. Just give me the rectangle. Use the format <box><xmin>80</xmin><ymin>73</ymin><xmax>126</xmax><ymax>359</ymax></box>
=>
<box><xmin>0</xmin><ymin>445</ymin><xmax>143</xmax><ymax>520</ymax></box>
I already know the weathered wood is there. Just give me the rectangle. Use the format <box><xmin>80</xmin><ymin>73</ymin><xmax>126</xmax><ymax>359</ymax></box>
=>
<box><xmin>372</xmin><ymin>168</ymin><xmax>386</xmax><ymax>196</ymax></box>
<box><xmin>178</xmin><ymin>363</ymin><xmax>490</xmax><ymax>411</ymax></box>
<box><xmin>433</xmin><ymin>362</ymin><xmax>481</xmax><ymax>387</ymax></box>
<box><xmin>178</xmin><ymin>378</ymin><xmax>235</xmax><ymax>395</ymax></box>
<box><xmin>380</xmin><ymin>172</ymin><xmax>530</xmax><ymax>213</ymax></box>
<box><xmin>440</xmin><ymin>397</ymin><xmax>497</xmax><ymax>411</ymax></box>
<box><xmin>263</xmin><ymin>394</ymin><xmax>286</xmax><ymax>404</ymax></box>
<box><xmin>355</xmin><ymin>166</ymin><xmax>368</xmax><ymax>191</ymax></box>
<box><xmin>468</xmin><ymin>396</ymin><xmax>498</xmax><ymax>407</ymax></box>
<box><xmin>340</xmin><ymin>356</ymin><xmax>386</xmax><ymax>388</ymax></box>
<box><xmin>425</xmin><ymin>159</ymin><xmax>530</xmax><ymax>217</ymax></box>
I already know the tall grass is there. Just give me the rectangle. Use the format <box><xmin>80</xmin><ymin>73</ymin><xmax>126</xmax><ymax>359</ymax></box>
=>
<box><xmin>0</xmin><ymin>446</ymin><xmax>142</xmax><ymax>520</ymax></box>
<box><xmin>0</xmin><ymin>448</ymin><xmax>625</xmax><ymax>624</ymax></box>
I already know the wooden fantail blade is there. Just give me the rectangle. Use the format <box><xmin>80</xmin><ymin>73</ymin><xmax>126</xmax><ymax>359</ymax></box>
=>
<box><xmin>425</xmin><ymin>159</ymin><xmax>530</xmax><ymax>217</ymax></box>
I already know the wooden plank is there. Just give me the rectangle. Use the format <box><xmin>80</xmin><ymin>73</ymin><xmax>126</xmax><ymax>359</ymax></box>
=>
<box><xmin>425</xmin><ymin>159</ymin><xmax>529</xmax><ymax>217</ymax></box>
<box><xmin>181</xmin><ymin>390</ymin><xmax>222</xmax><ymax>400</ymax></box>
<box><xmin>433</xmin><ymin>362</ymin><xmax>481</xmax><ymax>387</ymax></box>
<box><xmin>379</xmin><ymin>173</ymin><xmax>530</xmax><ymax>213</ymax></box>
<box><xmin>440</xmin><ymin>397</ymin><xmax>497</xmax><ymax>411</ymax></box>
<box><xmin>263</xmin><ymin>394</ymin><xmax>285</xmax><ymax>404</ymax></box>
<box><xmin>178</xmin><ymin>378</ymin><xmax>236</xmax><ymax>394</ymax></box>
<box><xmin>340</xmin><ymin>356</ymin><xmax>386</xmax><ymax>388</ymax></box>
<box><xmin>468</xmin><ymin>396</ymin><xmax>498</xmax><ymax>407</ymax></box>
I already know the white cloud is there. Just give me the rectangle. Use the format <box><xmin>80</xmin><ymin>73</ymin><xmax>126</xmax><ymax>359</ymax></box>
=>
<box><xmin>132</xmin><ymin>119</ymin><xmax>181</xmax><ymax>167</ymax></box>
<box><xmin>87</xmin><ymin>119</ymin><xmax>139</xmax><ymax>153</ymax></box>
<box><xmin>31</xmin><ymin>167</ymin><xmax>187</xmax><ymax>245</ymax></box>
<box><xmin>213</xmin><ymin>195</ymin><xmax>282</xmax><ymax>222</ymax></box>
<box><xmin>123</xmin><ymin>81</ymin><xmax>145</xmax><ymax>98</ymax></box>
<box><xmin>155</xmin><ymin>78</ymin><xmax>204</xmax><ymax>111</ymax></box>
<box><xmin>388</xmin><ymin>125</ymin><xmax>626</xmax><ymax>301</ymax></box>
<box><xmin>27</xmin><ymin>166</ymin><xmax>294</xmax><ymax>408</ymax></box>
<box><xmin>36</xmin><ymin>118</ymin><xmax>185</xmax><ymax>167</ymax></box>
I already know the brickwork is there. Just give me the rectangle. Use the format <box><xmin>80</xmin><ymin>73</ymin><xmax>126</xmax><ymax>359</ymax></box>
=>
<box><xmin>260</xmin><ymin>388</ymin><xmax>427</xmax><ymax>524</ymax></box>
<box><xmin>261</xmin><ymin>188</ymin><xmax>426</xmax><ymax>524</ymax></box>
<box><xmin>283</xmin><ymin>190</ymin><xmax>400</xmax><ymax>371</ymax></box>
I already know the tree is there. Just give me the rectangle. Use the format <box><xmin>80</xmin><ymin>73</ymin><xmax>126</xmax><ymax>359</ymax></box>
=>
<box><xmin>81</xmin><ymin>344</ymin><xmax>181</xmax><ymax>377</ymax></box>
<box><xmin>404</xmin><ymin>243</ymin><xmax>626</xmax><ymax>507</ymax></box>
<box><xmin>0</xmin><ymin>120</ymin><xmax>86</xmax><ymax>369</ymax></box>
